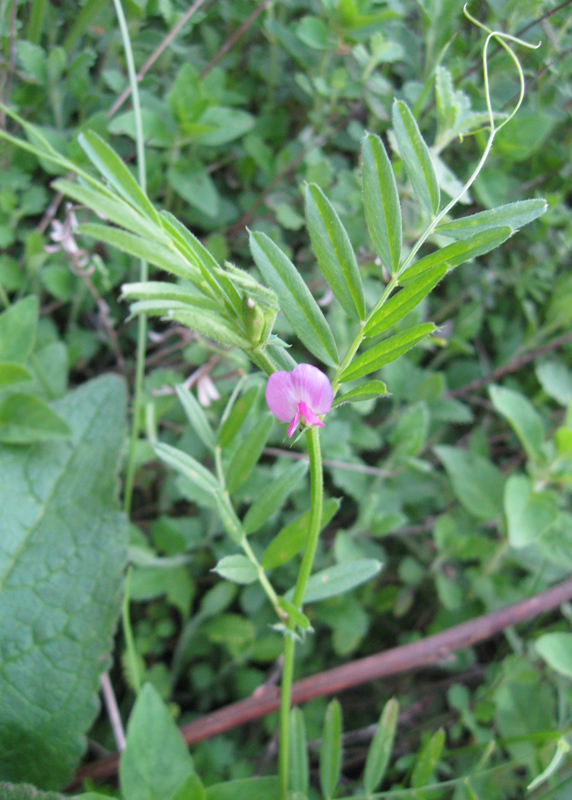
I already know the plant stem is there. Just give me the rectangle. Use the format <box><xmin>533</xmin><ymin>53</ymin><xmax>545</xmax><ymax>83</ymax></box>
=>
<box><xmin>111</xmin><ymin>0</ymin><xmax>149</xmax><ymax>516</ymax></box>
<box><xmin>279</xmin><ymin>426</ymin><xmax>323</xmax><ymax>799</ymax></box>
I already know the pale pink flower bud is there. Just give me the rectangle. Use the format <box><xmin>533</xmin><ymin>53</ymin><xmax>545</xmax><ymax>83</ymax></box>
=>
<box><xmin>265</xmin><ymin>364</ymin><xmax>333</xmax><ymax>438</ymax></box>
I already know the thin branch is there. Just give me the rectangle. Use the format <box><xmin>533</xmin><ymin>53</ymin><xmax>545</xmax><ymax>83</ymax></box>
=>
<box><xmin>100</xmin><ymin>672</ymin><xmax>126</xmax><ymax>752</ymax></box>
<box><xmin>68</xmin><ymin>575</ymin><xmax>572</xmax><ymax>788</ymax></box>
<box><xmin>200</xmin><ymin>0</ymin><xmax>271</xmax><ymax>79</ymax></box>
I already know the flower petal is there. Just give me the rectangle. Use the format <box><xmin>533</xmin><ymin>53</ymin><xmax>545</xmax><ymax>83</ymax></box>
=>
<box><xmin>291</xmin><ymin>364</ymin><xmax>333</xmax><ymax>416</ymax></box>
<box><xmin>265</xmin><ymin>371</ymin><xmax>299</xmax><ymax>422</ymax></box>
<box><xmin>299</xmin><ymin>401</ymin><xmax>325</xmax><ymax>428</ymax></box>
<box><xmin>287</xmin><ymin>406</ymin><xmax>301</xmax><ymax>438</ymax></box>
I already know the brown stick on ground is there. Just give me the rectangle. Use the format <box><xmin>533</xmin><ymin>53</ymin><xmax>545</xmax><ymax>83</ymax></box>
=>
<box><xmin>69</xmin><ymin>575</ymin><xmax>572</xmax><ymax>789</ymax></box>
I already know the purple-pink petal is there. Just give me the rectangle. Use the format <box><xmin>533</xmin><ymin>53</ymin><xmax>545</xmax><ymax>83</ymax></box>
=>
<box><xmin>265</xmin><ymin>371</ymin><xmax>299</xmax><ymax>423</ymax></box>
<box><xmin>291</xmin><ymin>364</ymin><xmax>333</xmax><ymax>416</ymax></box>
<box><xmin>287</xmin><ymin>407</ymin><xmax>302</xmax><ymax>438</ymax></box>
<box><xmin>299</xmin><ymin>401</ymin><xmax>325</xmax><ymax>428</ymax></box>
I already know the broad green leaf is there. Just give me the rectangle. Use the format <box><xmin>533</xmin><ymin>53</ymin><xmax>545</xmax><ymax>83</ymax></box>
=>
<box><xmin>212</xmin><ymin>555</ymin><xmax>258</xmax><ymax>585</ymax></box>
<box><xmin>176</xmin><ymin>384</ymin><xmax>216</xmax><ymax>451</ymax></box>
<box><xmin>320</xmin><ymin>700</ymin><xmax>343</xmax><ymax>800</ymax></box>
<box><xmin>171</xmin><ymin>773</ymin><xmax>206</xmax><ymax>800</ymax></box>
<box><xmin>78</xmin><ymin>131</ymin><xmax>160</xmax><ymax>224</ymax></box>
<box><xmin>434</xmin><ymin>445</ymin><xmax>504</xmax><ymax>520</ymax></box>
<box><xmin>0</xmin><ymin>783</ymin><xmax>68</xmax><ymax>800</ymax></box>
<box><xmin>0</xmin><ymin>296</ymin><xmax>38</xmax><ymax>363</ymax></box>
<box><xmin>154</xmin><ymin>442</ymin><xmax>220</xmax><ymax>494</ymax></box>
<box><xmin>243</xmin><ymin>461</ymin><xmax>308</xmax><ymax>535</ymax></box>
<box><xmin>437</xmin><ymin>198</ymin><xmax>548</xmax><ymax>239</ymax></box>
<box><xmin>365</xmin><ymin>265</ymin><xmax>447</xmax><ymax>337</ymax></box>
<box><xmin>121</xmin><ymin>282</ymin><xmax>220</xmax><ymax>312</ymax></box>
<box><xmin>489</xmin><ymin>385</ymin><xmax>545</xmax><ymax>464</ymax></box>
<box><xmin>204</xmin><ymin>777</ymin><xmax>279</xmax><ymax>800</ymax></box>
<box><xmin>80</xmin><ymin>223</ymin><xmax>199</xmax><ymax>284</ymax></box>
<box><xmin>305</xmin><ymin>183</ymin><xmax>365</xmax><ymax>320</ymax></box>
<box><xmin>261</xmin><ymin>497</ymin><xmax>340</xmax><ymax>569</ymax></box>
<box><xmin>363</xmin><ymin>698</ymin><xmax>399</xmax><ymax>794</ymax></box>
<box><xmin>399</xmin><ymin>227</ymin><xmax>512</xmax><ymax>285</ymax></box>
<box><xmin>340</xmin><ymin>323</ymin><xmax>436</xmax><ymax>382</ymax></box>
<box><xmin>120</xmin><ymin>683</ymin><xmax>194</xmax><ymax>800</ymax></box>
<box><xmin>250</xmin><ymin>231</ymin><xmax>338</xmax><ymax>367</ymax></box>
<box><xmin>190</xmin><ymin>107</ymin><xmax>254</xmax><ymax>146</ymax></box>
<box><xmin>0</xmin><ymin>392</ymin><xmax>72</xmax><ymax>443</ymax></box>
<box><xmin>226</xmin><ymin>412</ymin><xmax>274</xmax><ymax>494</ymax></box>
<box><xmin>536</xmin><ymin>361</ymin><xmax>572</xmax><ymax>406</ymax></box>
<box><xmin>0</xmin><ymin>362</ymin><xmax>33</xmax><ymax>389</ymax></box>
<box><xmin>289</xmin><ymin>708</ymin><xmax>309</xmax><ymax>797</ymax></box>
<box><xmin>167</xmin><ymin>162</ymin><xmax>220</xmax><ymax>217</ymax></box>
<box><xmin>287</xmin><ymin>558</ymin><xmax>382</xmax><ymax>604</ymax></box>
<box><xmin>504</xmin><ymin>475</ymin><xmax>558</xmax><ymax>549</ymax></box>
<box><xmin>411</xmin><ymin>728</ymin><xmax>445</xmax><ymax>788</ymax></box>
<box><xmin>536</xmin><ymin>633</ymin><xmax>572</xmax><ymax>679</ymax></box>
<box><xmin>332</xmin><ymin>381</ymin><xmax>389</xmax><ymax>407</ymax></box>
<box><xmin>361</xmin><ymin>133</ymin><xmax>402</xmax><ymax>274</ymax></box>
<box><xmin>0</xmin><ymin>375</ymin><xmax>127</xmax><ymax>788</ymax></box>
<box><xmin>218</xmin><ymin>384</ymin><xmax>260</xmax><ymax>448</ymax></box>
<box><xmin>392</xmin><ymin>100</ymin><xmax>440</xmax><ymax>216</ymax></box>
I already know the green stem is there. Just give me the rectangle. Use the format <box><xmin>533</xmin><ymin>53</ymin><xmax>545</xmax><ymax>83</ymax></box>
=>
<box><xmin>111</xmin><ymin>0</ymin><xmax>149</xmax><ymax>516</ymax></box>
<box><xmin>279</xmin><ymin>426</ymin><xmax>323</xmax><ymax>800</ymax></box>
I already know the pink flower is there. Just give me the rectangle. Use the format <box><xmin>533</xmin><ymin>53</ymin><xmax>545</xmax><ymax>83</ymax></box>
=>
<box><xmin>265</xmin><ymin>364</ymin><xmax>333</xmax><ymax>438</ymax></box>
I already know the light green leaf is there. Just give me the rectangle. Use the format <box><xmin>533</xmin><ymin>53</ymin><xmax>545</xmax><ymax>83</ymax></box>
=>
<box><xmin>249</xmin><ymin>231</ymin><xmax>338</xmax><ymax>367</ymax></box>
<box><xmin>0</xmin><ymin>393</ymin><xmax>72</xmax><ymax>443</ymax></box>
<box><xmin>212</xmin><ymin>555</ymin><xmax>258</xmax><ymax>585</ymax></box>
<box><xmin>434</xmin><ymin>445</ymin><xmax>504</xmax><ymax>520</ymax></box>
<box><xmin>436</xmin><ymin>198</ymin><xmax>547</xmax><ymax>239</ymax></box>
<box><xmin>363</xmin><ymin>698</ymin><xmax>399</xmax><ymax>794</ymax></box>
<box><xmin>0</xmin><ymin>376</ymin><xmax>127</xmax><ymax>788</ymax></box>
<box><xmin>340</xmin><ymin>323</ymin><xmax>436</xmax><ymax>382</ymax></box>
<box><xmin>120</xmin><ymin>683</ymin><xmax>194</xmax><ymax>800</ymax></box>
<box><xmin>121</xmin><ymin>282</ymin><xmax>220</xmax><ymax>312</ymax></box>
<box><xmin>332</xmin><ymin>381</ymin><xmax>389</xmax><ymax>407</ymax></box>
<box><xmin>392</xmin><ymin>100</ymin><xmax>440</xmax><ymax>216</ymax></box>
<box><xmin>243</xmin><ymin>461</ymin><xmax>308</xmax><ymax>535</ymax></box>
<box><xmin>536</xmin><ymin>361</ymin><xmax>572</xmax><ymax>406</ymax></box>
<box><xmin>226</xmin><ymin>412</ymin><xmax>274</xmax><ymax>494</ymax></box>
<box><xmin>0</xmin><ymin>296</ymin><xmax>38</xmax><ymax>363</ymax></box>
<box><xmin>305</xmin><ymin>183</ymin><xmax>365</xmax><ymax>320</ymax></box>
<box><xmin>288</xmin><ymin>559</ymin><xmax>382</xmax><ymax>604</ymax></box>
<box><xmin>204</xmin><ymin>776</ymin><xmax>280</xmax><ymax>800</ymax></box>
<box><xmin>411</xmin><ymin>728</ymin><xmax>445</xmax><ymax>788</ymax></box>
<box><xmin>176</xmin><ymin>384</ymin><xmax>216</xmax><ymax>451</ymax></box>
<box><xmin>218</xmin><ymin>384</ymin><xmax>260</xmax><ymax>448</ymax></box>
<box><xmin>78</xmin><ymin>131</ymin><xmax>160</xmax><ymax>224</ymax></box>
<box><xmin>168</xmin><ymin>162</ymin><xmax>220</xmax><ymax>217</ymax></box>
<box><xmin>320</xmin><ymin>700</ymin><xmax>343</xmax><ymax>800</ymax></box>
<box><xmin>155</xmin><ymin>307</ymin><xmax>250</xmax><ymax>349</ymax></box>
<box><xmin>0</xmin><ymin>362</ymin><xmax>34</xmax><ymax>389</ymax></box>
<box><xmin>489</xmin><ymin>385</ymin><xmax>545</xmax><ymax>464</ymax></box>
<box><xmin>154</xmin><ymin>442</ymin><xmax>220</xmax><ymax>494</ymax></box>
<box><xmin>365</xmin><ymin>265</ymin><xmax>447</xmax><ymax>337</ymax></box>
<box><xmin>212</xmin><ymin>490</ymin><xmax>243</xmax><ymax>545</ymax></box>
<box><xmin>504</xmin><ymin>475</ymin><xmax>558</xmax><ymax>549</ymax></box>
<box><xmin>536</xmin><ymin>633</ymin><xmax>572</xmax><ymax>679</ymax></box>
<box><xmin>399</xmin><ymin>227</ymin><xmax>512</xmax><ymax>285</ymax></box>
<box><xmin>361</xmin><ymin>133</ymin><xmax>402</xmax><ymax>274</ymax></box>
<box><xmin>289</xmin><ymin>708</ymin><xmax>309</xmax><ymax>797</ymax></box>
<box><xmin>261</xmin><ymin>497</ymin><xmax>340</xmax><ymax>569</ymax></box>
<box><xmin>190</xmin><ymin>107</ymin><xmax>254</xmax><ymax>147</ymax></box>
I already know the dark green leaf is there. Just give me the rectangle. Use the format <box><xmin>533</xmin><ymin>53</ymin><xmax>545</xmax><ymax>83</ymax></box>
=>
<box><xmin>0</xmin><ymin>296</ymin><xmax>38</xmax><ymax>363</ymax></box>
<box><xmin>226</xmin><ymin>413</ymin><xmax>274</xmax><ymax>494</ymax></box>
<box><xmin>361</xmin><ymin>133</ymin><xmax>402</xmax><ymax>274</ymax></box>
<box><xmin>320</xmin><ymin>700</ymin><xmax>343</xmax><ymax>800</ymax></box>
<box><xmin>204</xmin><ymin>777</ymin><xmax>279</xmax><ymax>800</ymax></box>
<box><xmin>176</xmin><ymin>384</ymin><xmax>216</xmax><ymax>451</ymax></box>
<box><xmin>250</xmin><ymin>231</ymin><xmax>338</xmax><ymax>367</ymax></box>
<box><xmin>489</xmin><ymin>385</ymin><xmax>545</xmax><ymax>464</ymax></box>
<box><xmin>218</xmin><ymin>384</ymin><xmax>260</xmax><ymax>448</ymax></box>
<box><xmin>243</xmin><ymin>461</ymin><xmax>308</xmax><ymax>535</ymax></box>
<box><xmin>289</xmin><ymin>708</ymin><xmax>309</xmax><ymax>797</ymax></box>
<box><xmin>261</xmin><ymin>497</ymin><xmax>340</xmax><ymax>569</ymax></box>
<box><xmin>154</xmin><ymin>442</ymin><xmax>220</xmax><ymax>494</ymax></box>
<box><xmin>411</xmin><ymin>728</ymin><xmax>445</xmax><ymax>788</ymax></box>
<box><xmin>0</xmin><ymin>393</ymin><xmax>72</xmax><ymax>443</ymax></box>
<box><xmin>536</xmin><ymin>633</ymin><xmax>572</xmax><ymax>679</ymax></box>
<box><xmin>167</xmin><ymin>162</ymin><xmax>220</xmax><ymax>218</ymax></box>
<box><xmin>436</xmin><ymin>199</ymin><xmax>547</xmax><ymax>239</ymax></box>
<box><xmin>340</xmin><ymin>323</ymin><xmax>436</xmax><ymax>382</ymax></box>
<box><xmin>504</xmin><ymin>475</ymin><xmax>558</xmax><ymax>548</ymax></box>
<box><xmin>305</xmin><ymin>183</ymin><xmax>365</xmax><ymax>320</ymax></box>
<box><xmin>363</xmin><ymin>698</ymin><xmax>399</xmax><ymax>794</ymax></box>
<box><xmin>392</xmin><ymin>100</ymin><xmax>440</xmax><ymax>216</ymax></box>
<box><xmin>434</xmin><ymin>445</ymin><xmax>504</xmax><ymax>520</ymax></box>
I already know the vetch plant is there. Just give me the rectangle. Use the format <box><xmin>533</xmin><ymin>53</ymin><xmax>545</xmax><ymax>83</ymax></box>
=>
<box><xmin>266</xmin><ymin>363</ymin><xmax>334</xmax><ymax>438</ymax></box>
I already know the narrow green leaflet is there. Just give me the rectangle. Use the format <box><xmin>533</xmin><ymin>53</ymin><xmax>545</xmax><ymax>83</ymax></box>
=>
<box><xmin>277</xmin><ymin>597</ymin><xmax>311</xmax><ymax>631</ymax></box>
<box><xmin>399</xmin><ymin>227</ymin><xmax>512</xmax><ymax>285</ymax></box>
<box><xmin>332</xmin><ymin>381</ymin><xmax>389</xmax><ymax>407</ymax></box>
<box><xmin>411</xmin><ymin>728</ymin><xmax>445</xmax><ymax>788</ymax></box>
<box><xmin>218</xmin><ymin>384</ymin><xmax>260</xmax><ymax>448</ymax></box>
<box><xmin>78</xmin><ymin>131</ymin><xmax>161</xmax><ymax>225</ymax></box>
<box><xmin>305</xmin><ymin>183</ymin><xmax>365</xmax><ymax>320</ymax></box>
<box><xmin>289</xmin><ymin>708</ymin><xmax>309</xmax><ymax>797</ymax></box>
<box><xmin>226</xmin><ymin>412</ymin><xmax>274</xmax><ymax>493</ymax></box>
<box><xmin>392</xmin><ymin>100</ymin><xmax>440</xmax><ymax>216</ymax></box>
<box><xmin>0</xmin><ymin>296</ymin><xmax>38</xmax><ymax>363</ymax></box>
<box><xmin>120</xmin><ymin>683</ymin><xmax>195</xmax><ymax>800</ymax></box>
<box><xmin>363</xmin><ymin>698</ymin><xmax>399</xmax><ymax>795</ymax></box>
<box><xmin>361</xmin><ymin>133</ymin><xmax>402</xmax><ymax>274</ymax></box>
<box><xmin>0</xmin><ymin>392</ymin><xmax>72</xmax><ymax>443</ymax></box>
<box><xmin>0</xmin><ymin>376</ymin><xmax>128</xmax><ymax>789</ymax></box>
<box><xmin>320</xmin><ymin>700</ymin><xmax>343</xmax><ymax>800</ymax></box>
<box><xmin>536</xmin><ymin>633</ymin><xmax>572</xmax><ymax>679</ymax></box>
<box><xmin>176</xmin><ymin>384</ymin><xmax>216</xmax><ymax>451</ymax></box>
<box><xmin>212</xmin><ymin>555</ymin><xmax>258</xmax><ymax>585</ymax></box>
<box><xmin>340</xmin><ymin>323</ymin><xmax>436</xmax><ymax>382</ymax></box>
<box><xmin>156</xmin><ymin>307</ymin><xmax>250</xmax><ymax>349</ymax></box>
<box><xmin>212</xmin><ymin>491</ymin><xmax>243</xmax><ymax>545</ymax></box>
<box><xmin>261</xmin><ymin>497</ymin><xmax>340</xmax><ymax>569</ymax></box>
<box><xmin>489</xmin><ymin>385</ymin><xmax>545</xmax><ymax>464</ymax></box>
<box><xmin>204</xmin><ymin>777</ymin><xmax>280</xmax><ymax>800</ymax></box>
<box><xmin>249</xmin><ymin>231</ymin><xmax>338</xmax><ymax>367</ymax></box>
<box><xmin>121</xmin><ymin>282</ymin><xmax>220</xmax><ymax>313</ymax></box>
<box><xmin>434</xmin><ymin>446</ymin><xmax>504</xmax><ymax>520</ymax></box>
<box><xmin>287</xmin><ymin>559</ymin><xmax>382</xmax><ymax>604</ymax></box>
<box><xmin>243</xmin><ymin>460</ymin><xmax>308</xmax><ymax>535</ymax></box>
<box><xmin>154</xmin><ymin>442</ymin><xmax>220</xmax><ymax>494</ymax></box>
<box><xmin>436</xmin><ymin>198</ymin><xmax>548</xmax><ymax>239</ymax></box>
<box><xmin>365</xmin><ymin>265</ymin><xmax>448</xmax><ymax>338</ymax></box>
